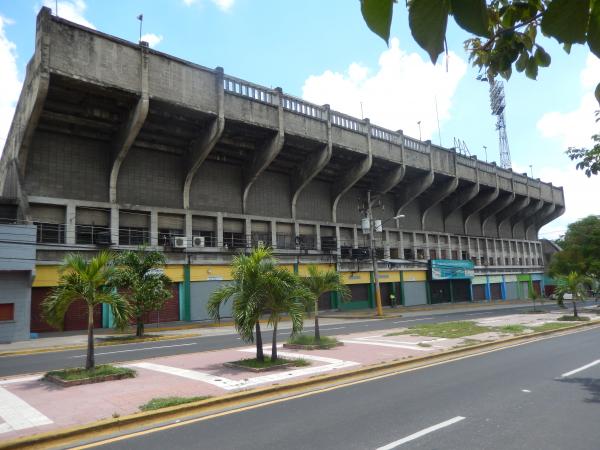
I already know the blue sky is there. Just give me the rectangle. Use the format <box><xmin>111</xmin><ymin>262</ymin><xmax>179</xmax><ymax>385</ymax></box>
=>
<box><xmin>0</xmin><ymin>0</ymin><xmax>598</xmax><ymax>238</ymax></box>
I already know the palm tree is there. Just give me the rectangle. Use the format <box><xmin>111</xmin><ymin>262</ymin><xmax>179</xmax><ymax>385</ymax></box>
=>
<box><xmin>42</xmin><ymin>251</ymin><xmax>130</xmax><ymax>370</ymax></box>
<box><xmin>302</xmin><ymin>265</ymin><xmax>350</xmax><ymax>341</ymax></box>
<box><xmin>554</xmin><ymin>271</ymin><xmax>590</xmax><ymax>317</ymax></box>
<box><xmin>261</xmin><ymin>267</ymin><xmax>312</xmax><ymax>360</ymax></box>
<box><xmin>207</xmin><ymin>247</ymin><xmax>275</xmax><ymax>362</ymax></box>
<box><xmin>114</xmin><ymin>249</ymin><xmax>173</xmax><ymax>337</ymax></box>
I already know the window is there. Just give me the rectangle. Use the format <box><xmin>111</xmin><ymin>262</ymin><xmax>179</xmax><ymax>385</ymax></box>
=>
<box><xmin>0</xmin><ymin>303</ymin><xmax>14</xmax><ymax>321</ymax></box>
<box><xmin>119</xmin><ymin>227</ymin><xmax>150</xmax><ymax>246</ymax></box>
<box><xmin>35</xmin><ymin>222</ymin><xmax>65</xmax><ymax>244</ymax></box>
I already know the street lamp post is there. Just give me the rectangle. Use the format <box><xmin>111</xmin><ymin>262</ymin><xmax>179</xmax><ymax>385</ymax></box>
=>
<box><xmin>366</xmin><ymin>190</ymin><xmax>404</xmax><ymax>317</ymax></box>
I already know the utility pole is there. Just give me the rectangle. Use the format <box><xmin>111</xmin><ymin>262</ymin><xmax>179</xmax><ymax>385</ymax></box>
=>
<box><xmin>367</xmin><ymin>191</ymin><xmax>384</xmax><ymax>317</ymax></box>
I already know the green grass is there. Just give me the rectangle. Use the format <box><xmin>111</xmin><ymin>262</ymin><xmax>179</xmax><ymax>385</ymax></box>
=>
<box><xmin>557</xmin><ymin>315</ymin><xmax>591</xmax><ymax>322</ymax></box>
<box><xmin>287</xmin><ymin>334</ymin><xmax>339</xmax><ymax>348</ymax></box>
<box><xmin>495</xmin><ymin>324</ymin><xmax>528</xmax><ymax>334</ymax></box>
<box><xmin>386</xmin><ymin>321</ymin><xmax>493</xmax><ymax>339</ymax></box>
<box><xmin>139</xmin><ymin>396</ymin><xmax>210</xmax><ymax>412</ymax></box>
<box><xmin>531</xmin><ymin>322</ymin><xmax>577</xmax><ymax>332</ymax></box>
<box><xmin>417</xmin><ymin>342</ymin><xmax>432</xmax><ymax>348</ymax></box>
<box><xmin>46</xmin><ymin>365</ymin><xmax>135</xmax><ymax>381</ymax></box>
<box><xmin>232</xmin><ymin>357</ymin><xmax>310</xmax><ymax>369</ymax></box>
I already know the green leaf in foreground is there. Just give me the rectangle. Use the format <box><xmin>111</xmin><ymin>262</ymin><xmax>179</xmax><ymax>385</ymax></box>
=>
<box><xmin>409</xmin><ymin>0</ymin><xmax>450</xmax><ymax>64</ymax></box>
<box><xmin>541</xmin><ymin>0</ymin><xmax>590</xmax><ymax>45</ymax></box>
<box><xmin>450</xmin><ymin>0</ymin><xmax>490</xmax><ymax>37</ymax></box>
<box><xmin>587</xmin><ymin>0</ymin><xmax>600</xmax><ymax>58</ymax></box>
<box><xmin>361</xmin><ymin>0</ymin><xmax>394</xmax><ymax>45</ymax></box>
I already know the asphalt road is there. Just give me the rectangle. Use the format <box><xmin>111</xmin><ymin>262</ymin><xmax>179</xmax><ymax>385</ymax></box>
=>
<box><xmin>85</xmin><ymin>323</ymin><xmax>600</xmax><ymax>450</ymax></box>
<box><xmin>0</xmin><ymin>302</ymin><xmax>581</xmax><ymax>377</ymax></box>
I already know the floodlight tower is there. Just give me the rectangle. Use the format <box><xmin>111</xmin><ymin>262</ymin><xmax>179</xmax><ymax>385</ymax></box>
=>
<box><xmin>489</xmin><ymin>80</ymin><xmax>512</xmax><ymax>170</ymax></box>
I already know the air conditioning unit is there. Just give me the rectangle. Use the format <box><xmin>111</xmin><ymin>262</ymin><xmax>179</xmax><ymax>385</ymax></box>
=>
<box><xmin>192</xmin><ymin>236</ymin><xmax>205</xmax><ymax>248</ymax></box>
<box><xmin>171</xmin><ymin>236</ymin><xmax>188</xmax><ymax>249</ymax></box>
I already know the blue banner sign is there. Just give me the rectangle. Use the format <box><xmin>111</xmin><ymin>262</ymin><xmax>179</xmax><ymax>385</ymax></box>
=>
<box><xmin>430</xmin><ymin>259</ymin><xmax>474</xmax><ymax>280</ymax></box>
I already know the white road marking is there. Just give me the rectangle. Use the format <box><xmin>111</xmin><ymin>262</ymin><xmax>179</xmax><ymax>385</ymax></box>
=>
<box><xmin>341</xmin><ymin>340</ymin><xmax>432</xmax><ymax>351</ymax></box>
<box><xmin>0</xmin><ymin>387</ymin><xmax>52</xmax><ymax>434</ymax></box>
<box><xmin>320</xmin><ymin>326</ymin><xmax>346</xmax><ymax>331</ymax></box>
<box><xmin>0</xmin><ymin>375</ymin><xmax>43</xmax><ymax>386</ymax></box>
<box><xmin>376</xmin><ymin>416</ymin><xmax>465</xmax><ymax>449</ymax></box>
<box><xmin>522</xmin><ymin>389</ymin><xmax>531</xmax><ymax>393</ymax></box>
<box><xmin>393</xmin><ymin>318</ymin><xmax>432</xmax><ymax>324</ymax></box>
<box><xmin>128</xmin><ymin>349</ymin><xmax>358</xmax><ymax>391</ymax></box>
<box><xmin>561</xmin><ymin>359</ymin><xmax>600</xmax><ymax>378</ymax></box>
<box><xmin>69</xmin><ymin>342</ymin><xmax>197</xmax><ymax>358</ymax></box>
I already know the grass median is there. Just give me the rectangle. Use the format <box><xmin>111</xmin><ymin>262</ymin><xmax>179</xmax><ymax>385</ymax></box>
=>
<box><xmin>139</xmin><ymin>396</ymin><xmax>211</xmax><ymax>412</ymax></box>
<box><xmin>45</xmin><ymin>365</ymin><xmax>136</xmax><ymax>382</ymax></box>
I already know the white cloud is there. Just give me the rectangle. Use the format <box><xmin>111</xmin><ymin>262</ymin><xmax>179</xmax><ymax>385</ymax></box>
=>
<box><xmin>536</xmin><ymin>55</ymin><xmax>599</xmax><ymax>149</ymax></box>
<box><xmin>141</xmin><ymin>33</ymin><xmax>163</xmax><ymax>48</ymax></box>
<box><xmin>301</xmin><ymin>37</ymin><xmax>467</xmax><ymax>140</ymax></box>
<box><xmin>41</xmin><ymin>0</ymin><xmax>95</xmax><ymax>29</ymax></box>
<box><xmin>182</xmin><ymin>0</ymin><xmax>235</xmax><ymax>11</ymax></box>
<box><xmin>533</xmin><ymin>55</ymin><xmax>600</xmax><ymax>239</ymax></box>
<box><xmin>0</xmin><ymin>15</ymin><xmax>22</xmax><ymax>155</ymax></box>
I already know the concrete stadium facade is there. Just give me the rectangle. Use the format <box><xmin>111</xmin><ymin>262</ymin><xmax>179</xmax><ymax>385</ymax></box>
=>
<box><xmin>0</xmin><ymin>8</ymin><xmax>565</xmax><ymax>337</ymax></box>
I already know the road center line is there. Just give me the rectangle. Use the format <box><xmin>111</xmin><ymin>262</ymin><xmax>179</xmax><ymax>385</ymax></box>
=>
<box><xmin>393</xmin><ymin>318</ymin><xmax>431</xmax><ymax>324</ymax></box>
<box><xmin>376</xmin><ymin>416</ymin><xmax>466</xmax><ymax>450</ymax></box>
<box><xmin>69</xmin><ymin>342</ymin><xmax>197</xmax><ymax>358</ymax></box>
<box><xmin>561</xmin><ymin>359</ymin><xmax>600</xmax><ymax>377</ymax></box>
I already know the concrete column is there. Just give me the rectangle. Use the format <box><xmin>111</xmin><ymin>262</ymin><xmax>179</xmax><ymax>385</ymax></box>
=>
<box><xmin>395</xmin><ymin>170</ymin><xmax>434</xmax><ymax>217</ymax></box>
<box><xmin>480</xmin><ymin>192</ymin><xmax>515</xmax><ymax>236</ymax></box>
<box><xmin>335</xmin><ymin>226</ymin><xmax>341</xmax><ymax>255</ymax></box>
<box><xmin>183</xmin><ymin>67</ymin><xmax>225</xmax><ymax>209</ymax></box>
<box><xmin>150</xmin><ymin>210</ymin><xmax>158</xmax><ymax>247</ymax></box>
<box><xmin>185</xmin><ymin>212</ymin><xmax>193</xmax><ymax>242</ymax></box>
<box><xmin>291</xmin><ymin>105</ymin><xmax>332</xmax><ymax>219</ymax></box>
<box><xmin>442</xmin><ymin>182</ymin><xmax>479</xmax><ymax>232</ymax></box>
<box><xmin>294</xmin><ymin>222</ymin><xmax>300</xmax><ymax>250</ymax></box>
<box><xmin>315</xmin><ymin>224</ymin><xmax>322</xmax><ymax>251</ymax></box>
<box><xmin>352</xmin><ymin>227</ymin><xmax>358</xmax><ymax>249</ymax></box>
<box><xmin>384</xmin><ymin>230</ymin><xmax>391</xmax><ymax>259</ymax></box>
<box><xmin>65</xmin><ymin>202</ymin><xmax>76</xmax><ymax>245</ymax></box>
<box><xmin>245</xmin><ymin>218</ymin><xmax>252</xmax><ymax>248</ymax></box>
<box><xmin>374</xmin><ymin>165</ymin><xmax>406</xmax><ymax>197</ymax></box>
<box><xmin>110</xmin><ymin>206</ymin><xmax>119</xmax><ymax>245</ymax></box>
<box><xmin>109</xmin><ymin>43</ymin><xmax>149</xmax><ymax>204</ymax></box>
<box><xmin>242</xmin><ymin>87</ymin><xmax>285</xmax><ymax>214</ymax></box>
<box><xmin>399</xmin><ymin>232</ymin><xmax>405</xmax><ymax>258</ymax></box>
<box><xmin>271</xmin><ymin>220</ymin><xmax>278</xmax><ymax>249</ymax></box>
<box><xmin>332</xmin><ymin>118</ymin><xmax>372</xmax><ymax>222</ymax></box>
<box><xmin>420</xmin><ymin>175</ymin><xmax>458</xmax><ymax>230</ymax></box>
<box><xmin>463</xmin><ymin>186</ymin><xmax>500</xmax><ymax>235</ymax></box>
<box><xmin>216</xmin><ymin>213</ymin><xmax>223</xmax><ymax>248</ymax></box>
<box><xmin>497</xmin><ymin>196</ymin><xmax>530</xmax><ymax>238</ymax></box>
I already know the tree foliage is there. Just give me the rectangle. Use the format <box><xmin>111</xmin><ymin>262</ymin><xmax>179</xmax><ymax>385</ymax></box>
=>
<box><xmin>207</xmin><ymin>247</ymin><xmax>310</xmax><ymax>361</ymax></box>
<box><xmin>360</xmin><ymin>0</ymin><xmax>600</xmax><ymax>104</ymax></box>
<box><xmin>114</xmin><ymin>249</ymin><xmax>173</xmax><ymax>337</ymax></box>
<box><xmin>301</xmin><ymin>265</ymin><xmax>351</xmax><ymax>341</ymax></box>
<box><xmin>554</xmin><ymin>271</ymin><xmax>591</xmax><ymax>316</ymax></box>
<box><xmin>549</xmin><ymin>215</ymin><xmax>600</xmax><ymax>278</ymax></box>
<box><xmin>42</xmin><ymin>251</ymin><xmax>130</xmax><ymax>369</ymax></box>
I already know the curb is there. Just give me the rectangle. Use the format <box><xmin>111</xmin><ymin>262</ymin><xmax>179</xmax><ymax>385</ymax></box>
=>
<box><xmin>1</xmin><ymin>320</ymin><xmax>598</xmax><ymax>450</ymax></box>
<box><xmin>0</xmin><ymin>333</ymin><xmax>201</xmax><ymax>358</ymax></box>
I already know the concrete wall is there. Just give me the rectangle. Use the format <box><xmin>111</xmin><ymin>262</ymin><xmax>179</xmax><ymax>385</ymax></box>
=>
<box><xmin>190</xmin><ymin>160</ymin><xmax>243</xmax><ymax>213</ymax></box>
<box><xmin>246</xmin><ymin>170</ymin><xmax>291</xmax><ymax>218</ymax></box>
<box><xmin>0</xmin><ymin>272</ymin><xmax>32</xmax><ymax>343</ymax></box>
<box><xmin>25</xmin><ymin>132</ymin><xmax>111</xmax><ymax>202</ymax></box>
<box><xmin>295</xmin><ymin>179</ymin><xmax>331</xmax><ymax>222</ymax></box>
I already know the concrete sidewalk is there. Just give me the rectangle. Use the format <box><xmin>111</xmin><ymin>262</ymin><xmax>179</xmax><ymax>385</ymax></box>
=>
<box><xmin>0</xmin><ymin>308</ymin><xmax>597</xmax><ymax>443</ymax></box>
<box><xmin>0</xmin><ymin>300</ymin><xmax>560</xmax><ymax>354</ymax></box>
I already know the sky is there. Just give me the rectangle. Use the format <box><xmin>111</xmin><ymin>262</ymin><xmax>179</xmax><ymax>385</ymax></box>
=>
<box><xmin>0</xmin><ymin>0</ymin><xmax>598</xmax><ymax>240</ymax></box>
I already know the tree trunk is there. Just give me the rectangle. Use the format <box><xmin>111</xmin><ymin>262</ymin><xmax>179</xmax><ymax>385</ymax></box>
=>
<box><xmin>136</xmin><ymin>318</ymin><xmax>144</xmax><ymax>337</ymax></box>
<box><xmin>573</xmin><ymin>300</ymin><xmax>578</xmax><ymax>317</ymax></box>
<box><xmin>314</xmin><ymin>298</ymin><xmax>320</xmax><ymax>342</ymax></box>
<box><xmin>255</xmin><ymin>321</ymin><xmax>264</xmax><ymax>362</ymax></box>
<box><xmin>86</xmin><ymin>305</ymin><xmax>95</xmax><ymax>370</ymax></box>
<box><xmin>271</xmin><ymin>321</ymin><xmax>278</xmax><ymax>361</ymax></box>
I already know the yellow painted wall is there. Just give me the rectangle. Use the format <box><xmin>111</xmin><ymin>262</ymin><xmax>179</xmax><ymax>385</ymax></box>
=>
<box><xmin>377</xmin><ymin>271</ymin><xmax>401</xmax><ymax>283</ymax></box>
<box><xmin>163</xmin><ymin>265</ymin><xmax>184</xmax><ymax>282</ymax></box>
<box><xmin>340</xmin><ymin>271</ymin><xmax>371</xmax><ymax>285</ymax></box>
<box><xmin>33</xmin><ymin>265</ymin><xmax>61</xmax><ymax>287</ymax></box>
<box><xmin>402</xmin><ymin>271</ymin><xmax>427</xmax><ymax>282</ymax></box>
<box><xmin>189</xmin><ymin>265</ymin><xmax>233</xmax><ymax>281</ymax></box>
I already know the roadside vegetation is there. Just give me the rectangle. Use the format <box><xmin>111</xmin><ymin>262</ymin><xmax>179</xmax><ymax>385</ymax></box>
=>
<box><xmin>530</xmin><ymin>322</ymin><xmax>578</xmax><ymax>332</ymax></box>
<box><xmin>230</xmin><ymin>357</ymin><xmax>309</xmax><ymax>369</ymax></box>
<box><xmin>139</xmin><ymin>396</ymin><xmax>210</xmax><ymax>412</ymax></box>
<box><xmin>46</xmin><ymin>365</ymin><xmax>135</xmax><ymax>382</ymax></box>
<box><xmin>386</xmin><ymin>321</ymin><xmax>494</xmax><ymax>339</ymax></box>
<box><xmin>287</xmin><ymin>334</ymin><xmax>340</xmax><ymax>349</ymax></box>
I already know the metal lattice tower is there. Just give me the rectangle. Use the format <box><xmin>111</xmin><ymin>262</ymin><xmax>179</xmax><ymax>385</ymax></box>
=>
<box><xmin>488</xmin><ymin>80</ymin><xmax>512</xmax><ymax>170</ymax></box>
